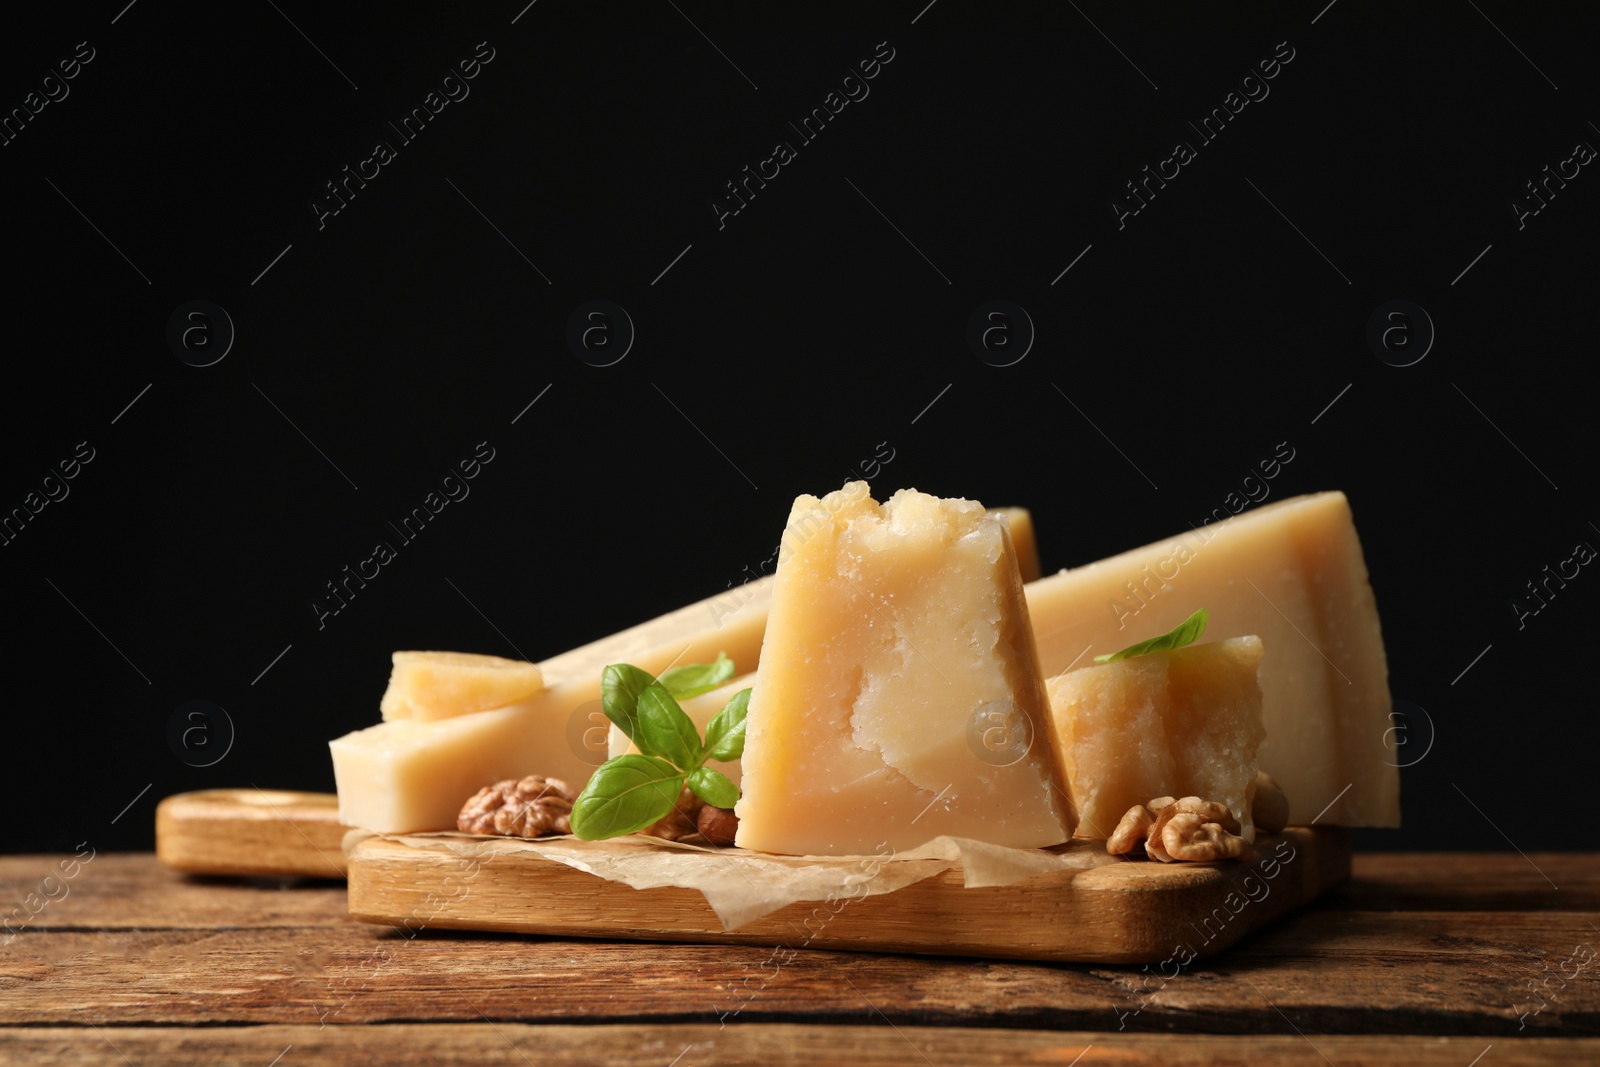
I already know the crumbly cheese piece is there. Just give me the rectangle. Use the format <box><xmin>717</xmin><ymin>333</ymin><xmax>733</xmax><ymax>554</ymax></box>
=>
<box><xmin>379</xmin><ymin>651</ymin><xmax>544</xmax><ymax>722</ymax></box>
<box><xmin>1026</xmin><ymin>492</ymin><xmax>1397</xmax><ymax>828</ymax></box>
<box><xmin>1047</xmin><ymin>636</ymin><xmax>1266</xmax><ymax>840</ymax></box>
<box><xmin>735</xmin><ymin>483</ymin><xmax>1074</xmax><ymax>855</ymax></box>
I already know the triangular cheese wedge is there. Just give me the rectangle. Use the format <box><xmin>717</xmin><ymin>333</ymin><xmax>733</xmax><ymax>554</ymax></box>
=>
<box><xmin>735</xmin><ymin>483</ymin><xmax>1074</xmax><ymax>855</ymax></box>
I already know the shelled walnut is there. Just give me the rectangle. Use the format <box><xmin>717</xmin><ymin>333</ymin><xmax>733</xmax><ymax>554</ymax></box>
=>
<box><xmin>1107</xmin><ymin>804</ymin><xmax>1154</xmax><ymax>855</ymax></box>
<box><xmin>458</xmin><ymin>775</ymin><xmax>577</xmax><ymax>838</ymax></box>
<box><xmin>1107</xmin><ymin>792</ymin><xmax>1263</xmax><ymax>862</ymax></box>
<box><xmin>696</xmin><ymin>805</ymin><xmax>739</xmax><ymax>847</ymax></box>
<box><xmin>1158</xmin><ymin>811</ymin><xmax>1249</xmax><ymax>861</ymax></box>
<box><xmin>639</xmin><ymin>786</ymin><xmax>704</xmax><ymax>842</ymax></box>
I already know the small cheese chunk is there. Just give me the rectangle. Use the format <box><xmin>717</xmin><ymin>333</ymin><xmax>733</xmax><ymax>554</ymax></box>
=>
<box><xmin>1025</xmin><ymin>492</ymin><xmax>1397</xmax><ymax>828</ymax></box>
<box><xmin>379</xmin><ymin>651</ymin><xmax>544</xmax><ymax>722</ymax></box>
<box><xmin>735</xmin><ymin>483</ymin><xmax>1074</xmax><ymax>855</ymax></box>
<box><xmin>331</xmin><ymin>697</ymin><xmax>586</xmax><ymax>833</ymax></box>
<box><xmin>1047</xmin><ymin>636</ymin><xmax>1266</xmax><ymax>841</ymax></box>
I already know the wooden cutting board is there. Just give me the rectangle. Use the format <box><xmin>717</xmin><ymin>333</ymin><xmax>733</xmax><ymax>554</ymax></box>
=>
<box><xmin>345</xmin><ymin>826</ymin><xmax>1350</xmax><ymax>964</ymax></box>
<box><xmin>155</xmin><ymin>789</ymin><xmax>348</xmax><ymax>878</ymax></box>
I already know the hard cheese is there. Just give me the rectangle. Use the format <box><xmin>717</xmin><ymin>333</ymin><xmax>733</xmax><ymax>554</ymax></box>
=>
<box><xmin>331</xmin><ymin>698</ymin><xmax>570</xmax><ymax>833</ymax></box>
<box><xmin>996</xmin><ymin>506</ymin><xmax>1042</xmax><ymax>583</ymax></box>
<box><xmin>735</xmin><ymin>483</ymin><xmax>1073</xmax><ymax>855</ymax></box>
<box><xmin>1026</xmin><ymin>492</ymin><xmax>1398</xmax><ymax>828</ymax></box>
<box><xmin>330</xmin><ymin>584</ymin><xmax>772</xmax><ymax>833</ymax></box>
<box><xmin>331</xmin><ymin>505</ymin><xmax>1040</xmax><ymax>834</ymax></box>
<box><xmin>379</xmin><ymin>651</ymin><xmax>544</xmax><ymax>722</ymax></box>
<box><xmin>1047</xmin><ymin>636</ymin><xmax>1266</xmax><ymax>840</ymax></box>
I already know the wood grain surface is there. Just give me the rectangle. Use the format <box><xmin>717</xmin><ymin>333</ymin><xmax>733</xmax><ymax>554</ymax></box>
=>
<box><xmin>346</xmin><ymin>826</ymin><xmax>1350</xmax><ymax>964</ymax></box>
<box><xmin>155</xmin><ymin>789</ymin><xmax>348</xmax><ymax>879</ymax></box>
<box><xmin>1</xmin><ymin>1026</ymin><xmax>1592</xmax><ymax>1067</ymax></box>
<box><xmin>2</xmin><ymin>851</ymin><xmax>1597</xmax><ymax>1065</ymax></box>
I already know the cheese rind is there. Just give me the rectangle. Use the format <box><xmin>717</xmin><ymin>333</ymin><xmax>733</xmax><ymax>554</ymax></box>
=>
<box><xmin>1026</xmin><ymin>492</ymin><xmax>1397</xmax><ymax>828</ymax></box>
<box><xmin>1047</xmin><ymin>636</ymin><xmax>1266</xmax><ymax>841</ymax></box>
<box><xmin>735</xmin><ymin>483</ymin><xmax>1073</xmax><ymax>855</ymax></box>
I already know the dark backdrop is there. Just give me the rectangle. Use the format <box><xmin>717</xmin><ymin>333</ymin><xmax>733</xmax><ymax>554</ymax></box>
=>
<box><xmin>2</xmin><ymin>2</ymin><xmax>1593</xmax><ymax>854</ymax></box>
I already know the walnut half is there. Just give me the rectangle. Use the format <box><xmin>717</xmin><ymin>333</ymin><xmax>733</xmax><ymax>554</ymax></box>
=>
<box><xmin>1147</xmin><ymin>796</ymin><xmax>1248</xmax><ymax>862</ymax></box>
<box><xmin>696</xmin><ymin>805</ymin><xmax>739</xmax><ymax>847</ymax></box>
<box><xmin>1159</xmin><ymin>811</ymin><xmax>1249</xmax><ymax>861</ymax></box>
<box><xmin>1107</xmin><ymin>805</ymin><xmax>1155</xmax><ymax>855</ymax></box>
<box><xmin>458</xmin><ymin>775</ymin><xmax>577</xmax><ymax>838</ymax></box>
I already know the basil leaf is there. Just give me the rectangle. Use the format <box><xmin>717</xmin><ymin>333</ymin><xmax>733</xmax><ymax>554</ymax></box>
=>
<box><xmin>1094</xmin><ymin>607</ymin><xmax>1209</xmax><ymax>664</ymax></box>
<box><xmin>686</xmin><ymin>766</ymin><xmax>739</xmax><ymax>810</ymax></box>
<box><xmin>601</xmin><ymin>663</ymin><xmax>657</xmax><ymax>744</ymax></box>
<box><xmin>634</xmin><ymin>685</ymin><xmax>703</xmax><ymax>768</ymax></box>
<box><xmin>658</xmin><ymin>652</ymin><xmax>736</xmax><ymax>700</ymax></box>
<box><xmin>570</xmin><ymin>755</ymin><xmax>684</xmax><ymax>840</ymax></box>
<box><xmin>702</xmin><ymin>688</ymin><xmax>751</xmax><ymax>763</ymax></box>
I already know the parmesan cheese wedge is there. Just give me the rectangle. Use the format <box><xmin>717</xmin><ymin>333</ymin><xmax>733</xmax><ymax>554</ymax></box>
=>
<box><xmin>1026</xmin><ymin>492</ymin><xmax>1397</xmax><ymax>828</ymax></box>
<box><xmin>734</xmin><ymin>483</ymin><xmax>1074</xmax><ymax>855</ymax></box>
<box><xmin>1047</xmin><ymin>636</ymin><xmax>1266</xmax><ymax>840</ymax></box>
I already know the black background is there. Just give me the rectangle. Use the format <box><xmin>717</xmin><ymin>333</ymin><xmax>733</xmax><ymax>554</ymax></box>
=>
<box><xmin>2</xmin><ymin>2</ymin><xmax>1594</xmax><ymax>854</ymax></box>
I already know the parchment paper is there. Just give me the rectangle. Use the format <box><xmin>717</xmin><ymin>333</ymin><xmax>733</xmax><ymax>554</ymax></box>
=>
<box><xmin>346</xmin><ymin>829</ymin><xmax>1120</xmax><ymax>930</ymax></box>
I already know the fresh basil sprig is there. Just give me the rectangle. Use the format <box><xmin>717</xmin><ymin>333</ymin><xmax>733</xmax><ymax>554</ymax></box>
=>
<box><xmin>1094</xmin><ymin>607</ymin><xmax>1209</xmax><ymax>664</ymax></box>
<box><xmin>570</xmin><ymin>657</ymin><xmax>749</xmax><ymax>841</ymax></box>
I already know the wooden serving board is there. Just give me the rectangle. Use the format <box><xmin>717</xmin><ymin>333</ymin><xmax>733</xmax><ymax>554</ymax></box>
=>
<box><xmin>155</xmin><ymin>789</ymin><xmax>348</xmax><ymax>878</ymax></box>
<box><xmin>347</xmin><ymin>826</ymin><xmax>1350</xmax><ymax>964</ymax></box>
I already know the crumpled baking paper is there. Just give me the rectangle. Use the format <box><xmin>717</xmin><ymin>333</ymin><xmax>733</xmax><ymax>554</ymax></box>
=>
<box><xmin>345</xmin><ymin>828</ymin><xmax>1120</xmax><ymax>930</ymax></box>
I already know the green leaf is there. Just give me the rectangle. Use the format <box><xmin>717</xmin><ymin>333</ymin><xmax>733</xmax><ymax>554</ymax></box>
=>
<box><xmin>686</xmin><ymin>766</ymin><xmax>739</xmax><ymax>810</ymax></box>
<box><xmin>658</xmin><ymin>652</ymin><xmax>736</xmax><ymax>700</ymax></box>
<box><xmin>600</xmin><ymin>664</ymin><xmax>657</xmax><ymax>744</ymax></box>
<box><xmin>570</xmin><ymin>755</ymin><xmax>684</xmax><ymax>840</ymax></box>
<box><xmin>702</xmin><ymin>688</ymin><xmax>751</xmax><ymax>763</ymax></box>
<box><xmin>1094</xmin><ymin>608</ymin><xmax>1209</xmax><ymax>664</ymax></box>
<box><xmin>634</xmin><ymin>685</ymin><xmax>703</xmax><ymax>768</ymax></box>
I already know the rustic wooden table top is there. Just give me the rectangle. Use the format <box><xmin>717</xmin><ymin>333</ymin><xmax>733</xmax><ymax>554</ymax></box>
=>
<box><xmin>2</xmin><ymin>851</ymin><xmax>1596</xmax><ymax>1065</ymax></box>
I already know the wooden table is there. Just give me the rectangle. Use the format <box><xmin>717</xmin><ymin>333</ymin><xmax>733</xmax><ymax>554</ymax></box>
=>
<box><xmin>2</xmin><ymin>852</ymin><xmax>1596</xmax><ymax>1065</ymax></box>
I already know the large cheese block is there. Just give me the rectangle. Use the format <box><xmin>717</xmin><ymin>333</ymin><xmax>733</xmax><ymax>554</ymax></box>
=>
<box><xmin>1047</xmin><ymin>636</ymin><xmax>1266</xmax><ymax>840</ymax></box>
<box><xmin>1026</xmin><ymin>492</ymin><xmax>1397</xmax><ymax>828</ymax></box>
<box><xmin>735</xmin><ymin>483</ymin><xmax>1074</xmax><ymax>855</ymax></box>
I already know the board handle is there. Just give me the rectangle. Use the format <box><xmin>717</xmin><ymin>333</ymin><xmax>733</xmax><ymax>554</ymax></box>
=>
<box><xmin>155</xmin><ymin>789</ymin><xmax>348</xmax><ymax>879</ymax></box>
